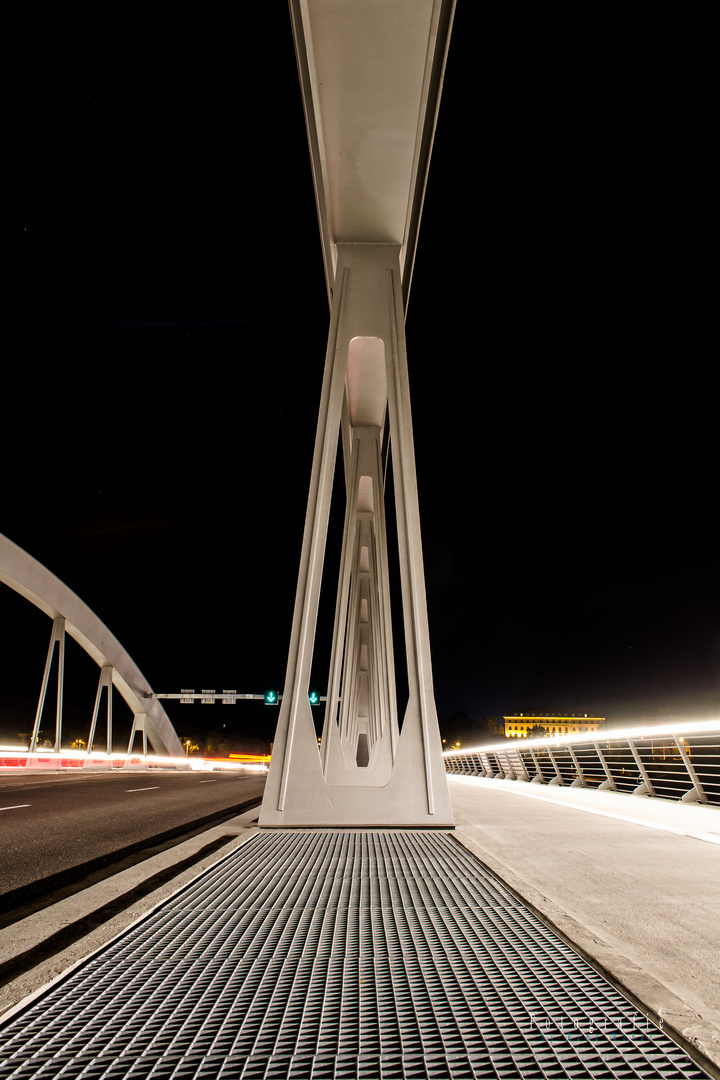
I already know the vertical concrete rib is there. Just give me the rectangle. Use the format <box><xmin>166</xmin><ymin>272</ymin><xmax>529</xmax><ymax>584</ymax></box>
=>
<box><xmin>385</xmin><ymin>266</ymin><xmax>435</xmax><ymax>814</ymax></box>
<box><xmin>29</xmin><ymin>615</ymin><xmax>65</xmax><ymax>753</ymax></box>
<box><xmin>276</xmin><ymin>268</ymin><xmax>351</xmax><ymax>812</ymax></box>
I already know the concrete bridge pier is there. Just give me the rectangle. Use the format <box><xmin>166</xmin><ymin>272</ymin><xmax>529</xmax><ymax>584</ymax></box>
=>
<box><xmin>260</xmin><ymin>243</ymin><xmax>453</xmax><ymax>828</ymax></box>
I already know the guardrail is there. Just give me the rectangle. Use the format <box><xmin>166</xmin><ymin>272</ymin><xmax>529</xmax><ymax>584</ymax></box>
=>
<box><xmin>443</xmin><ymin>721</ymin><xmax>720</xmax><ymax>806</ymax></box>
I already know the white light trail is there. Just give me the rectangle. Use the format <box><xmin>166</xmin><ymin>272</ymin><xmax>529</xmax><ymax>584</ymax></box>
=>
<box><xmin>444</xmin><ymin>718</ymin><xmax>720</xmax><ymax>756</ymax></box>
<box><xmin>0</xmin><ymin>750</ymin><xmax>268</xmax><ymax>772</ymax></box>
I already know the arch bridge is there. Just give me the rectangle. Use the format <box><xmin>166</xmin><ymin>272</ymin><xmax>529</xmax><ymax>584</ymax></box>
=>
<box><xmin>0</xmin><ymin>531</ymin><xmax>184</xmax><ymax>761</ymax></box>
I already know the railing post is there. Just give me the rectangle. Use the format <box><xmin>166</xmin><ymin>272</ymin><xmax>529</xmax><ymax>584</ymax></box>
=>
<box><xmin>593</xmin><ymin>742</ymin><xmax>617</xmax><ymax>790</ymax></box>
<box><xmin>567</xmin><ymin>745</ymin><xmax>586</xmax><ymax>787</ymax></box>
<box><xmin>529</xmin><ymin>747</ymin><xmax>544</xmax><ymax>782</ymax></box>
<box><xmin>546</xmin><ymin>747</ymin><xmax>564</xmax><ymax>785</ymax></box>
<box><xmin>673</xmin><ymin>735</ymin><xmax>708</xmax><ymax>803</ymax></box>
<box><xmin>627</xmin><ymin>738</ymin><xmax>655</xmax><ymax>797</ymax></box>
<box><xmin>498</xmin><ymin>749</ymin><xmax>514</xmax><ymax>779</ymax></box>
<box><xmin>512</xmin><ymin>748</ymin><xmax>530</xmax><ymax>781</ymax></box>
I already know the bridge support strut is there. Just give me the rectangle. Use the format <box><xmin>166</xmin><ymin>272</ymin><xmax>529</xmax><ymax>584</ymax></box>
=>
<box><xmin>260</xmin><ymin>245</ymin><xmax>453</xmax><ymax>827</ymax></box>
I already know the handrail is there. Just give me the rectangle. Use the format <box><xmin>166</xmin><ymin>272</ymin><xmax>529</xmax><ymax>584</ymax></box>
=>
<box><xmin>443</xmin><ymin>721</ymin><xmax>720</xmax><ymax>806</ymax></box>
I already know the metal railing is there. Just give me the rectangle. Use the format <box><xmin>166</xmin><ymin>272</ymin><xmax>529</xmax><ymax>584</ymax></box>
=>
<box><xmin>443</xmin><ymin>721</ymin><xmax>720</xmax><ymax>806</ymax></box>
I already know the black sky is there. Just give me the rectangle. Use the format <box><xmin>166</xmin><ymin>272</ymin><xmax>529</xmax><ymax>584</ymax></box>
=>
<box><xmin>5</xmin><ymin>6</ymin><xmax>718</xmax><ymax>748</ymax></box>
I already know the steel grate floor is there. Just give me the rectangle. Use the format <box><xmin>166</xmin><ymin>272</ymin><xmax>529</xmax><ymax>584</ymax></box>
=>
<box><xmin>0</xmin><ymin>831</ymin><xmax>709</xmax><ymax>1079</ymax></box>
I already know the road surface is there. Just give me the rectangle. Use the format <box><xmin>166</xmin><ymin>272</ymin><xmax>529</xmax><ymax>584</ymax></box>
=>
<box><xmin>0</xmin><ymin>769</ymin><xmax>265</xmax><ymax>905</ymax></box>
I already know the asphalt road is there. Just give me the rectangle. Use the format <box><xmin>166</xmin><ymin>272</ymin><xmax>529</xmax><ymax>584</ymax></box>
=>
<box><xmin>0</xmin><ymin>770</ymin><xmax>265</xmax><ymax>904</ymax></box>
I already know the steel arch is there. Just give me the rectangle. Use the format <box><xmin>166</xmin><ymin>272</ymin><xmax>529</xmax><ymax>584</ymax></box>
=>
<box><xmin>0</xmin><ymin>531</ymin><xmax>184</xmax><ymax>757</ymax></box>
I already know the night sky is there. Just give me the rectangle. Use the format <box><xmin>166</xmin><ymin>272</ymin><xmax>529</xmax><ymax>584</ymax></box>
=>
<box><xmin>5</xmin><ymin>7</ymin><xmax>718</xmax><ymax>751</ymax></box>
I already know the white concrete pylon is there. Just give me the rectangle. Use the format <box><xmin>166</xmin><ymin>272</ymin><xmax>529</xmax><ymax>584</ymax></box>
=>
<box><xmin>260</xmin><ymin>244</ymin><xmax>453</xmax><ymax>827</ymax></box>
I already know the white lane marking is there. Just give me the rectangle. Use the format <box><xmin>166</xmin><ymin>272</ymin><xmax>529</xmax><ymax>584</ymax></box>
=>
<box><xmin>199</xmin><ymin>780</ymin><xmax>217</xmax><ymax>783</ymax></box>
<box><xmin>0</xmin><ymin>804</ymin><xmax>31</xmax><ymax>811</ymax></box>
<box><xmin>448</xmin><ymin>776</ymin><xmax>720</xmax><ymax>844</ymax></box>
<box><xmin>125</xmin><ymin>787</ymin><xmax>160</xmax><ymax>792</ymax></box>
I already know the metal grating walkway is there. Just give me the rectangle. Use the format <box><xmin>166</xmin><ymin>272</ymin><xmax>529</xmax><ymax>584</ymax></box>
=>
<box><xmin>0</xmin><ymin>831</ymin><xmax>709</xmax><ymax>1079</ymax></box>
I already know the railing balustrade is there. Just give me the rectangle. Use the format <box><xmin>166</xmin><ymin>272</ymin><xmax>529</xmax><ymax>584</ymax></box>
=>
<box><xmin>443</xmin><ymin>722</ymin><xmax>720</xmax><ymax>806</ymax></box>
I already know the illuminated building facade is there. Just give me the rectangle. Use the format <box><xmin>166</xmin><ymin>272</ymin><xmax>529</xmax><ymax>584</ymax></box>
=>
<box><xmin>503</xmin><ymin>715</ymin><xmax>604</xmax><ymax>738</ymax></box>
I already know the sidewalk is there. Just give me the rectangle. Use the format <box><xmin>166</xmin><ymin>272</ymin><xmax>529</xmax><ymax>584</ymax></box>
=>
<box><xmin>449</xmin><ymin>774</ymin><xmax>720</xmax><ymax>1070</ymax></box>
